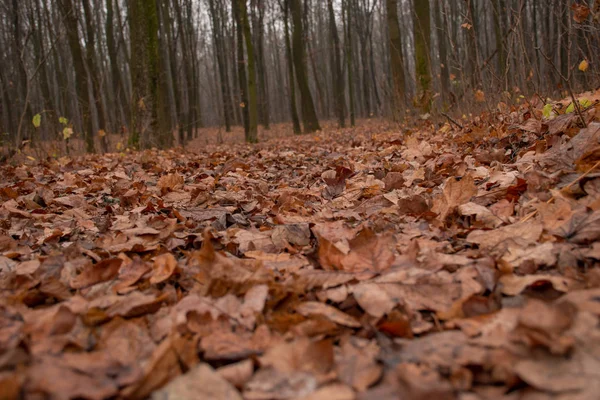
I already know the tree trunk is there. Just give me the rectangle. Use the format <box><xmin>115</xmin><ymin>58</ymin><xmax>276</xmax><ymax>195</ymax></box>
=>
<box><xmin>58</xmin><ymin>0</ymin><xmax>95</xmax><ymax>152</ymax></box>
<box><xmin>344</xmin><ymin>0</ymin><xmax>356</xmax><ymax>126</ymax></box>
<box><xmin>283</xmin><ymin>0</ymin><xmax>301</xmax><ymax>134</ymax></box>
<box><xmin>128</xmin><ymin>0</ymin><xmax>164</xmax><ymax>148</ymax></box>
<box><xmin>233</xmin><ymin>0</ymin><xmax>250</xmax><ymax>137</ymax></box>
<box><xmin>434</xmin><ymin>0</ymin><xmax>450</xmax><ymax>106</ymax></box>
<box><xmin>173</xmin><ymin>0</ymin><xmax>195</xmax><ymax>143</ymax></box>
<box><xmin>328</xmin><ymin>0</ymin><xmax>345</xmax><ymax>128</ymax></box>
<box><xmin>254</xmin><ymin>0</ymin><xmax>271</xmax><ymax>130</ymax></box>
<box><xmin>386</xmin><ymin>0</ymin><xmax>406</xmax><ymax>120</ymax></box>
<box><xmin>107</xmin><ymin>0</ymin><xmax>131</xmax><ymax>132</ymax></box>
<box><xmin>82</xmin><ymin>0</ymin><xmax>109</xmax><ymax>152</ymax></box>
<box><xmin>209</xmin><ymin>0</ymin><xmax>234</xmax><ymax>132</ymax></box>
<box><xmin>238</xmin><ymin>0</ymin><xmax>258</xmax><ymax>143</ymax></box>
<box><xmin>290</xmin><ymin>0</ymin><xmax>321</xmax><ymax>133</ymax></box>
<box><xmin>413</xmin><ymin>0</ymin><xmax>432</xmax><ymax>112</ymax></box>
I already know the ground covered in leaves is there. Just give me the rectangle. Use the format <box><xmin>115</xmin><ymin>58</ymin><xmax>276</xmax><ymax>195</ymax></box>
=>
<box><xmin>2</xmin><ymin>92</ymin><xmax>600</xmax><ymax>400</ymax></box>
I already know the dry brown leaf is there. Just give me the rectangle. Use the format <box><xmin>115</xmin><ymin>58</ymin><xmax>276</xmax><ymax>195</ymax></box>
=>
<box><xmin>114</xmin><ymin>258</ymin><xmax>151</xmax><ymax>294</ymax></box>
<box><xmin>217</xmin><ymin>359</ymin><xmax>255</xmax><ymax>389</ymax></box>
<box><xmin>150</xmin><ymin>253</ymin><xmax>178</xmax><ymax>284</ymax></box>
<box><xmin>336</xmin><ymin>338</ymin><xmax>382</xmax><ymax>391</ymax></box>
<box><xmin>498</xmin><ymin>274</ymin><xmax>574</xmax><ymax>296</ymax></box>
<box><xmin>467</xmin><ymin>221</ymin><xmax>543</xmax><ymax>248</ymax></box>
<box><xmin>351</xmin><ymin>283</ymin><xmax>396</xmax><ymax>318</ymax></box>
<box><xmin>157</xmin><ymin>174</ymin><xmax>184</xmax><ymax>193</ymax></box>
<box><xmin>70</xmin><ymin>258</ymin><xmax>122</xmax><ymax>289</ymax></box>
<box><xmin>296</xmin><ymin>302</ymin><xmax>361</xmax><ymax>328</ymax></box>
<box><xmin>432</xmin><ymin>174</ymin><xmax>477</xmax><ymax>220</ymax></box>
<box><xmin>152</xmin><ymin>363</ymin><xmax>242</xmax><ymax>400</ymax></box>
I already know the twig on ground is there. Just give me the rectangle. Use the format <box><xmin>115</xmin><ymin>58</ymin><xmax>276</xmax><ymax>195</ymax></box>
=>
<box><xmin>441</xmin><ymin>112</ymin><xmax>464</xmax><ymax>130</ymax></box>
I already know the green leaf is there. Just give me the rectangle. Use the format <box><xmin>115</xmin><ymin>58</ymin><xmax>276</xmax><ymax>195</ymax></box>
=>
<box><xmin>543</xmin><ymin>104</ymin><xmax>553</xmax><ymax>119</ymax></box>
<box><xmin>32</xmin><ymin>114</ymin><xmax>41</xmax><ymax>128</ymax></box>
<box><xmin>566</xmin><ymin>98</ymin><xmax>592</xmax><ymax>114</ymax></box>
<box><xmin>580</xmin><ymin>98</ymin><xmax>592</xmax><ymax>108</ymax></box>
<box><xmin>59</xmin><ymin>117</ymin><xmax>68</xmax><ymax>125</ymax></box>
<box><xmin>566</xmin><ymin>103</ymin><xmax>574</xmax><ymax>114</ymax></box>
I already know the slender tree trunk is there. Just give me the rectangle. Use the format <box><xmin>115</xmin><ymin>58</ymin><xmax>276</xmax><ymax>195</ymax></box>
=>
<box><xmin>82</xmin><ymin>0</ymin><xmax>109</xmax><ymax>152</ymax></box>
<box><xmin>157</xmin><ymin>0</ymin><xmax>177</xmax><ymax>145</ymax></box>
<box><xmin>107</xmin><ymin>0</ymin><xmax>131</xmax><ymax>132</ymax></box>
<box><xmin>344</xmin><ymin>0</ymin><xmax>356</xmax><ymax>126</ymax></box>
<box><xmin>254</xmin><ymin>0</ymin><xmax>271</xmax><ymax>130</ymax></box>
<box><xmin>283</xmin><ymin>0</ymin><xmax>301</xmax><ymax>134</ymax></box>
<box><xmin>386</xmin><ymin>0</ymin><xmax>406</xmax><ymax>120</ymax></box>
<box><xmin>58</xmin><ymin>0</ymin><xmax>95</xmax><ymax>152</ymax></box>
<box><xmin>290</xmin><ymin>0</ymin><xmax>321</xmax><ymax>133</ymax></box>
<box><xmin>164</xmin><ymin>0</ymin><xmax>185</xmax><ymax>144</ymax></box>
<box><xmin>173</xmin><ymin>0</ymin><xmax>194</xmax><ymax>143</ymax></box>
<box><xmin>209</xmin><ymin>0</ymin><xmax>234</xmax><ymax>132</ymax></box>
<box><xmin>413</xmin><ymin>0</ymin><xmax>432</xmax><ymax>112</ymax></box>
<box><xmin>328</xmin><ymin>0</ymin><xmax>345</xmax><ymax>128</ymax></box>
<box><xmin>238</xmin><ymin>0</ymin><xmax>258</xmax><ymax>142</ymax></box>
<box><xmin>13</xmin><ymin>0</ymin><xmax>33</xmax><ymax>145</ymax></box>
<box><xmin>233</xmin><ymin>0</ymin><xmax>250</xmax><ymax>137</ymax></box>
<box><xmin>129</xmin><ymin>0</ymin><xmax>165</xmax><ymax>148</ymax></box>
<box><xmin>31</xmin><ymin>0</ymin><xmax>55</xmax><ymax>139</ymax></box>
<box><xmin>435</xmin><ymin>0</ymin><xmax>450</xmax><ymax>106</ymax></box>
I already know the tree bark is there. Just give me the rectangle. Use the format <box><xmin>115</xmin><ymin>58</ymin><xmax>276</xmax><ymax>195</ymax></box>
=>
<box><xmin>58</xmin><ymin>0</ymin><xmax>95</xmax><ymax>152</ymax></box>
<box><xmin>386</xmin><ymin>0</ymin><xmax>406</xmax><ymax>120</ymax></box>
<box><xmin>82</xmin><ymin>0</ymin><xmax>109</xmax><ymax>152</ymax></box>
<box><xmin>283</xmin><ymin>0</ymin><xmax>302</xmax><ymax>134</ymax></box>
<box><xmin>290</xmin><ymin>0</ymin><xmax>321</xmax><ymax>133</ymax></box>
<box><xmin>328</xmin><ymin>0</ymin><xmax>345</xmax><ymax>128</ymax></box>
<box><xmin>233</xmin><ymin>0</ymin><xmax>250</xmax><ymax>137</ymax></box>
<box><xmin>128</xmin><ymin>0</ymin><xmax>165</xmax><ymax>148</ymax></box>
<box><xmin>413</xmin><ymin>0</ymin><xmax>432</xmax><ymax>112</ymax></box>
<box><xmin>344</xmin><ymin>0</ymin><xmax>356</xmax><ymax>126</ymax></box>
<box><xmin>238</xmin><ymin>0</ymin><xmax>258</xmax><ymax>143</ymax></box>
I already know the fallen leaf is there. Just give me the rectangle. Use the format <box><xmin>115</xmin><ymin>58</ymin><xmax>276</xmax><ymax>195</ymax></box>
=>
<box><xmin>70</xmin><ymin>258</ymin><xmax>123</xmax><ymax>289</ymax></box>
<box><xmin>152</xmin><ymin>363</ymin><xmax>242</xmax><ymax>400</ymax></box>
<box><xmin>150</xmin><ymin>253</ymin><xmax>178</xmax><ymax>284</ymax></box>
<box><xmin>296</xmin><ymin>302</ymin><xmax>361</xmax><ymax>328</ymax></box>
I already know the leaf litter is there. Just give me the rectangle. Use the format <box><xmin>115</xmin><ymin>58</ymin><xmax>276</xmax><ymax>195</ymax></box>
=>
<box><xmin>2</xmin><ymin>93</ymin><xmax>600</xmax><ymax>398</ymax></box>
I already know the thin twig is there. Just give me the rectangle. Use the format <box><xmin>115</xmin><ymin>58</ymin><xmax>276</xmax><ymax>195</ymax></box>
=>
<box><xmin>441</xmin><ymin>112</ymin><xmax>463</xmax><ymax>129</ymax></box>
<box><xmin>535</xmin><ymin>46</ymin><xmax>587</xmax><ymax>129</ymax></box>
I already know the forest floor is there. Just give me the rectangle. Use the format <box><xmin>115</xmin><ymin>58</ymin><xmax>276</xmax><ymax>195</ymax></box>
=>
<box><xmin>2</xmin><ymin>90</ymin><xmax>600</xmax><ymax>399</ymax></box>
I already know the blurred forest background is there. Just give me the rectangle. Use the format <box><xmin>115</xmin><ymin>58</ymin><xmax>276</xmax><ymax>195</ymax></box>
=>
<box><xmin>0</xmin><ymin>0</ymin><xmax>599</xmax><ymax>152</ymax></box>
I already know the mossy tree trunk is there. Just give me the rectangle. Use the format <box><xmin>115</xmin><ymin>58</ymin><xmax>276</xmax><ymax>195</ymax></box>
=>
<box><xmin>233</xmin><ymin>0</ymin><xmax>250</xmax><ymax>137</ymax></box>
<box><xmin>238</xmin><ymin>0</ymin><xmax>258</xmax><ymax>143</ymax></box>
<box><xmin>129</xmin><ymin>0</ymin><xmax>165</xmax><ymax>149</ymax></box>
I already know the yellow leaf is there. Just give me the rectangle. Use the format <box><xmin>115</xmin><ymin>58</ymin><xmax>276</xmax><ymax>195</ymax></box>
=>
<box><xmin>27</xmin><ymin>156</ymin><xmax>36</xmax><ymax>161</ymax></box>
<box><xmin>98</xmin><ymin>129</ymin><xmax>106</xmax><ymax>137</ymax></box>
<box><xmin>579</xmin><ymin>59</ymin><xmax>589</xmax><ymax>72</ymax></box>
<box><xmin>63</xmin><ymin>127</ymin><xmax>73</xmax><ymax>140</ymax></box>
<box><xmin>32</xmin><ymin>114</ymin><xmax>42</xmax><ymax>128</ymax></box>
<box><xmin>474</xmin><ymin>90</ymin><xmax>485</xmax><ymax>103</ymax></box>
